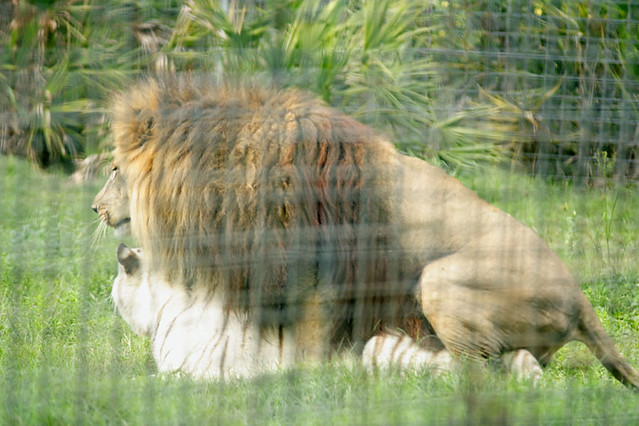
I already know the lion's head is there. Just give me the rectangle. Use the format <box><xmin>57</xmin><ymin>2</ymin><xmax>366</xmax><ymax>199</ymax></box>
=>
<box><xmin>92</xmin><ymin>166</ymin><xmax>131</xmax><ymax>238</ymax></box>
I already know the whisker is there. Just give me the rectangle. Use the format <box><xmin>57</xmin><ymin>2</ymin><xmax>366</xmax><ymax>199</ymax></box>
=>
<box><xmin>90</xmin><ymin>220</ymin><xmax>109</xmax><ymax>248</ymax></box>
<box><xmin>75</xmin><ymin>217</ymin><xmax>105</xmax><ymax>247</ymax></box>
<box><xmin>76</xmin><ymin>218</ymin><xmax>95</xmax><ymax>239</ymax></box>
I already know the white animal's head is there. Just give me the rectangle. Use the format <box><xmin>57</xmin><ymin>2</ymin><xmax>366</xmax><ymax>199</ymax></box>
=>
<box><xmin>113</xmin><ymin>243</ymin><xmax>152</xmax><ymax>337</ymax></box>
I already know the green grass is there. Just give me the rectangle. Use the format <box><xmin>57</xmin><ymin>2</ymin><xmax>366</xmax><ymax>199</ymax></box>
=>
<box><xmin>1</xmin><ymin>155</ymin><xmax>638</xmax><ymax>424</ymax></box>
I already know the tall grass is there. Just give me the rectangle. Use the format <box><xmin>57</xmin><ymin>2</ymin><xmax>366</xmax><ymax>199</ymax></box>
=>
<box><xmin>1</xmin><ymin>155</ymin><xmax>637</xmax><ymax>423</ymax></box>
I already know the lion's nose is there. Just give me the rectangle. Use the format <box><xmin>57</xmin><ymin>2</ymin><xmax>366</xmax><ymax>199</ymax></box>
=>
<box><xmin>91</xmin><ymin>204</ymin><xmax>98</xmax><ymax>213</ymax></box>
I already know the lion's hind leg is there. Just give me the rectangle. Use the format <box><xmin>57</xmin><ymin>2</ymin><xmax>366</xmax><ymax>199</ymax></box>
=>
<box><xmin>417</xmin><ymin>249</ymin><xmax>569</xmax><ymax>384</ymax></box>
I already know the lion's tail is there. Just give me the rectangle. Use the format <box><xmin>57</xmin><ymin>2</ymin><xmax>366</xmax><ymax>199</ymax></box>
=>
<box><xmin>577</xmin><ymin>294</ymin><xmax>639</xmax><ymax>391</ymax></box>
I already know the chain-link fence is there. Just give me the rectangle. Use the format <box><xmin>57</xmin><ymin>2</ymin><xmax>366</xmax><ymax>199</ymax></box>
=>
<box><xmin>1</xmin><ymin>1</ymin><xmax>639</xmax><ymax>424</ymax></box>
<box><xmin>425</xmin><ymin>1</ymin><xmax>639</xmax><ymax>181</ymax></box>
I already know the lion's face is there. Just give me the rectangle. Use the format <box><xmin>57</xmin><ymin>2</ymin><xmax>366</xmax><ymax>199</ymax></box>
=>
<box><xmin>92</xmin><ymin>166</ymin><xmax>131</xmax><ymax>237</ymax></box>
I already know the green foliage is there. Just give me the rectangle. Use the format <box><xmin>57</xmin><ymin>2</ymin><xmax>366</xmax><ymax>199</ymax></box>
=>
<box><xmin>2</xmin><ymin>0</ymin><xmax>639</xmax><ymax>176</ymax></box>
<box><xmin>431</xmin><ymin>0</ymin><xmax>639</xmax><ymax>179</ymax></box>
<box><xmin>166</xmin><ymin>0</ymin><xmax>513</xmax><ymax>169</ymax></box>
<box><xmin>0</xmin><ymin>0</ymin><xmax>177</xmax><ymax>166</ymax></box>
<box><xmin>0</xmin><ymin>0</ymin><xmax>518</xmax><ymax>171</ymax></box>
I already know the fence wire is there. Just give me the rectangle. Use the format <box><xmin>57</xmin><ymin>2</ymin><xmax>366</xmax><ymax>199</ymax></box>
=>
<box><xmin>1</xmin><ymin>1</ymin><xmax>639</xmax><ymax>424</ymax></box>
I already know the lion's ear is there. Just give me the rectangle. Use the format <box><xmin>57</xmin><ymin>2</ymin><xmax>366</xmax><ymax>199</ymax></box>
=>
<box><xmin>117</xmin><ymin>243</ymin><xmax>140</xmax><ymax>275</ymax></box>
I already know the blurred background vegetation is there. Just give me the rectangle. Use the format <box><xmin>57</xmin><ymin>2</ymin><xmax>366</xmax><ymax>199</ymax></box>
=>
<box><xmin>1</xmin><ymin>0</ymin><xmax>638</xmax><ymax>181</ymax></box>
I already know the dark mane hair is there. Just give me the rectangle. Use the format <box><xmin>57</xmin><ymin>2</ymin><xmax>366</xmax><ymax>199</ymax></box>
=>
<box><xmin>111</xmin><ymin>76</ymin><xmax>429</xmax><ymax>349</ymax></box>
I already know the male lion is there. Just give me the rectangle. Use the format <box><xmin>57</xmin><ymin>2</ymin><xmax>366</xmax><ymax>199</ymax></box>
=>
<box><xmin>93</xmin><ymin>76</ymin><xmax>639</xmax><ymax>389</ymax></box>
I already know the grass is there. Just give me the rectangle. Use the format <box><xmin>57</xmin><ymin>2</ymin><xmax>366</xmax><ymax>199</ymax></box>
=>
<box><xmin>1</xmin><ymin>155</ymin><xmax>638</xmax><ymax>424</ymax></box>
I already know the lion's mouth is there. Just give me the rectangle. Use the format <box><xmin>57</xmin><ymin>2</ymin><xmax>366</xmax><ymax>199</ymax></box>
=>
<box><xmin>115</xmin><ymin>217</ymin><xmax>131</xmax><ymax>228</ymax></box>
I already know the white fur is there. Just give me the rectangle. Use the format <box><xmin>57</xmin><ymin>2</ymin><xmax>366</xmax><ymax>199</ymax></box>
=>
<box><xmin>362</xmin><ymin>333</ymin><xmax>453</xmax><ymax>375</ymax></box>
<box><xmin>501</xmin><ymin>349</ymin><xmax>543</xmax><ymax>383</ymax></box>
<box><xmin>362</xmin><ymin>333</ymin><xmax>543</xmax><ymax>382</ymax></box>
<box><xmin>112</xmin><ymin>248</ymin><xmax>152</xmax><ymax>337</ymax></box>
<box><xmin>113</xmin><ymin>247</ymin><xmax>297</xmax><ymax>380</ymax></box>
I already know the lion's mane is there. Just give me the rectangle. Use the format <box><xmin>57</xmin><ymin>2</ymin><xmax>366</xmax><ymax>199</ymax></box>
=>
<box><xmin>111</xmin><ymin>76</ymin><xmax>427</xmax><ymax>347</ymax></box>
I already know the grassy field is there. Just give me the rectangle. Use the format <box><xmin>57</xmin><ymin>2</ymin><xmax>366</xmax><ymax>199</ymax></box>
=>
<box><xmin>0</xmin><ymin>155</ymin><xmax>638</xmax><ymax>424</ymax></box>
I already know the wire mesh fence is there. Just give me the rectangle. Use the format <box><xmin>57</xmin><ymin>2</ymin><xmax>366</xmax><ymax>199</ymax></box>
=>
<box><xmin>425</xmin><ymin>0</ymin><xmax>639</xmax><ymax>181</ymax></box>
<box><xmin>1</xmin><ymin>0</ymin><xmax>639</xmax><ymax>424</ymax></box>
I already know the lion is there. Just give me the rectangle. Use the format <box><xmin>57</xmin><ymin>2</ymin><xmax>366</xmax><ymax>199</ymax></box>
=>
<box><xmin>93</xmin><ymin>76</ymin><xmax>639</xmax><ymax>389</ymax></box>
